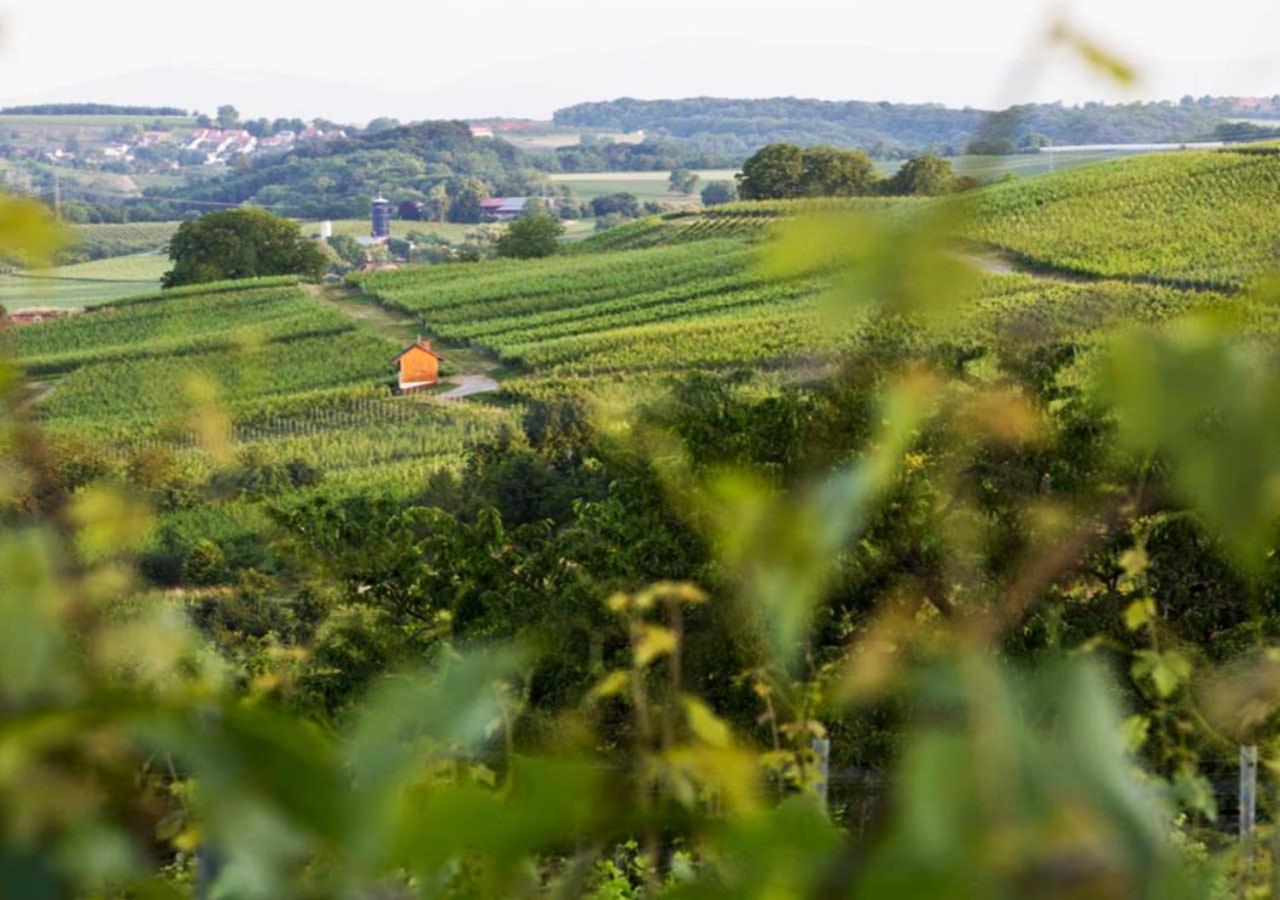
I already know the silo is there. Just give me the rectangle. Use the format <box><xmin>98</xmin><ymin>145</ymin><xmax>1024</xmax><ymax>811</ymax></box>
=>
<box><xmin>371</xmin><ymin>196</ymin><xmax>392</xmax><ymax>239</ymax></box>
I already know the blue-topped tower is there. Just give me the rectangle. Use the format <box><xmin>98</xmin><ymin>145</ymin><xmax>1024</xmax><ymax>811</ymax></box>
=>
<box><xmin>371</xmin><ymin>195</ymin><xmax>392</xmax><ymax>239</ymax></box>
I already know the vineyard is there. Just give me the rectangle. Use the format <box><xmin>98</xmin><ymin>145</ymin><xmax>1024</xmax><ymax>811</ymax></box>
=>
<box><xmin>68</xmin><ymin>220</ymin><xmax>181</xmax><ymax>259</ymax></box>
<box><xmin>17</xmin><ymin>281</ymin><xmax>515</xmax><ymax>500</ymax></box>
<box><xmin>570</xmin><ymin>198</ymin><xmax>919</xmax><ymax>252</ymax></box>
<box><xmin>963</xmin><ymin>149</ymin><xmax>1280</xmax><ymax>289</ymax></box>
<box><xmin>356</xmin><ymin>217</ymin><xmax>1256</xmax><ymax>394</ymax></box>
<box><xmin>20</xmin><ymin>155</ymin><xmax>1280</xmax><ymax>559</ymax></box>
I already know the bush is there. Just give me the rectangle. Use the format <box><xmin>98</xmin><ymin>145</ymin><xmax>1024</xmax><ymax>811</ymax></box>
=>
<box><xmin>183</xmin><ymin>538</ymin><xmax>226</xmax><ymax>586</ymax></box>
<box><xmin>494</xmin><ymin>213</ymin><xmax>564</xmax><ymax>259</ymax></box>
<box><xmin>701</xmin><ymin>181</ymin><xmax>738</xmax><ymax>206</ymax></box>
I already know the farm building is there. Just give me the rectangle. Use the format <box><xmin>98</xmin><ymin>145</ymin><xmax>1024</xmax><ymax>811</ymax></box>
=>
<box><xmin>479</xmin><ymin>197</ymin><xmax>540</xmax><ymax>220</ymax></box>
<box><xmin>4</xmin><ymin>307</ymin><xmax>75</xmax><ymax>326</ymax></box>
<box><xmin>391</xmin><ymin>338</ymin><xmax>441</xmax><ymax>392</ymax></box>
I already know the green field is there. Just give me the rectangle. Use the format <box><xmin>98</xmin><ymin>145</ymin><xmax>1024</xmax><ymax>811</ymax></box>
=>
<box><xmin>549</xmin><ymin>169</ymin><xmax>741</xmax><ymax>202</ymax></box>
<box><xmin>0</xmin><ymin>114</ymin><xmax>195</xmax><ymax>152</ymax></box>
<box><xmin>964</xmin><ymin>148</ymin><xmax>1280</xmax><ymax>288</ymax></box>
<box><xmin>0</xmin><ymin>251</ymin><xmax>169</xmax><ymax>309</ymax></box>
<box><xmin>304</xmin><ymin>219</ymin><xmax>497</xmax><ymax>242</ymax></box>
<box><xmin>15</xmin><ymin>278</ymin><xmax>513</xmax><ymax>496</ymax></box>
<box><xmin>353</xmin><ymin>178</ymin><xmax>1267</xmax><ymax>393</ymax></box>
<box><xmin>548</xmin><ymin>150</ymin><xmax>1158</xmax><ymax>205</ymax></box>
<box><xmin>22</xmin><ymin>144</ymin><xmax>1280</xmax><ymax>545</ymax></box>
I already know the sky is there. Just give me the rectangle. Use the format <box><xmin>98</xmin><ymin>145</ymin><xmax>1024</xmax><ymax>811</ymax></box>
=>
<box><xmin>0</xmin><ymin>0</ymin><xmax>1278</xmax><ymax>122</ymax></box>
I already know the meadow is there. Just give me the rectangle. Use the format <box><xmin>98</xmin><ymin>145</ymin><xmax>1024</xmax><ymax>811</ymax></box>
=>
<box><xmin>302</xmin><ymin>219</ymin><xmax>491</xmax><ymax>241</ymax></box>
<box><xmin>549</xmin><ymin>169</ymin><xmax>741</xmax><ymax>202</ymax></box>
<box><xmin>0</xmin><ymin>251</ymin><xmax>168</xmax><ymax>308</ymax></box>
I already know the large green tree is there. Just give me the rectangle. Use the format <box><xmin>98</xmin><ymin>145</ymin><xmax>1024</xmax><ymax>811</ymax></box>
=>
<box><xmin>448</xmin><ymin>178</ymin><xmax>490</xmax><ymax>224</ymax></box>
<box><xmin>736</xmin><ymin>142</ymin><xmax>805</xmax><ymax>199</ymax></box>
<box><xmin>884</xmin><ymin>154</ymin><xmax>957</xmax><ymax>196</ymax></box>
<box><xmin>737</xmin><ymin>143</ymin><xmax>878</xmax><ymax>199</ymax></box>
<box><xmin>494</xmin><ymin>212</ymin><xmax>564</xmax><ymax>259</ymax></box>
<box><xmin>162</xmin><ymin>208</ymin><xmax>327</xmax><ymax>287</ymax></box>
<box><xmin>800</xmin><ymin>145</ymin><xmax>878</xmax><ymax>196</ymax></box>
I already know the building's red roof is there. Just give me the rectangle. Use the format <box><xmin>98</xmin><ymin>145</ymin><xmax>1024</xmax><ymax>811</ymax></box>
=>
<box><xmin>390</xmin><ymin>338</ymin><xmax>443</xmax><ymax>364</ymax></box>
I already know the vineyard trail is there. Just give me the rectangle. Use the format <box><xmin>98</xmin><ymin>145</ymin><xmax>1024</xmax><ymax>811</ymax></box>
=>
<box><xmin>307</xmin><ymin>283</ymin><xmax>503</xmax><ymax>400</ymax></box>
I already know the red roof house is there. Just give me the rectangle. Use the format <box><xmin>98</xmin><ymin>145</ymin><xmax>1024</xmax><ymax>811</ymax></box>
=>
<box><xmin>391</xmin><ymin>338</ymin><xmax>442</xmax><ymax>392</ymax></box>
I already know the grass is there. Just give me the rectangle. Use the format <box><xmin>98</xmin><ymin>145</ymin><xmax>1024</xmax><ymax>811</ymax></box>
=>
<box><xmin>0</xmin><ymin>252</ymin><xmax>168</xmax><ymax>309</ymax></box>
<box><xmin>549</xmin><ymin>170</ymin><xmax>740</xmax><ymax>203</ymax></box>
<box><xmin>303</xmin><ymin>220</ymin><xmax>497</xmax><ymax>242</ymax></box>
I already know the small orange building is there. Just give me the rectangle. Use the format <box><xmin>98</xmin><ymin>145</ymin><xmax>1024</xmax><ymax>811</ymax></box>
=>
<box><xmin>391</xmin><ymin>338</ymin><xmax>442</xmax><ymax>393</ymax></box>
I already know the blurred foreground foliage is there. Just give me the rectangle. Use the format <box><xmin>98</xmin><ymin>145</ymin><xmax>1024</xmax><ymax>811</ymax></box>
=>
<box><xmin>7</xmin><ymin>136</ymin><xmax>1280</xmax><ymax>900</ymax></box>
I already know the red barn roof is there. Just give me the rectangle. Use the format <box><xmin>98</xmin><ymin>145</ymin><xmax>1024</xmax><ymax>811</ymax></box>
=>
<box><xmin>390</xmin><ymin>338</ymin><xmax>443</xmax><ymax>364</ymax></box>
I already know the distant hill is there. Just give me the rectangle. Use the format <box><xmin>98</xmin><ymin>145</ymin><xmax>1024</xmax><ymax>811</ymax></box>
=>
<box><xmin>143</xmin><ymin>120</ymin><xmax>543</xmax><ymax>220</ymax></box>
<box><xmin>0</xmin><ymin>103</ymin><xmax>189</xmax><ymax>117</ymax></box>
<box><xmin>553</xmin><ymin>96</ymin><xmax>1280</xmax><ymax>158</ymax></box>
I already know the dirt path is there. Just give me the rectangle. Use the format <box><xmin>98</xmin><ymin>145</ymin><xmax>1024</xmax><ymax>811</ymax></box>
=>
<box><xmin>436</xmin><ymin>374</ymin><xmax>501</xmax><ymax>401</ymax></box>
<box><xmin>307</xmin><ymin>283</ymin><xmax>503</xmax><ymax>400</ymax></box>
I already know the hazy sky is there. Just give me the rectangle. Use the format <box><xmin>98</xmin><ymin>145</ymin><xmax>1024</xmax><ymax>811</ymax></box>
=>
<box><xmin>0</xmin><ymin>0</ymin><xmax>1278</xmax><ymax>121</ymax></box>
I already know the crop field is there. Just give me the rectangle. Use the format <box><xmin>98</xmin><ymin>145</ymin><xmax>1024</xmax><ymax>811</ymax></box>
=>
<box><xmin>355</xmin><ymin>214</ymin><xmax>1250</xmax><ymax>391</ymax></box>
<box><xmin>963</xmin><ymin>149</ymin><xmax>1280</xmax><ymax>289</ymax></box>
<box><xmin>549</xmin><ymin>169</ymin><xmax>741</xmax><ymax>202</ymax></box>
<box><xmin>302</xmin><ymin>219</ymin><xmax>495</xmax><ymax>242</ymax></box>
<box><xmin>69</xmin><ymin>220</ymin><xmax>180</xmax><ymax>257</ymax></box>
<box><xmin>0</xmin><ymin>251</ymin><xmax>169</xmax><ymax>309</ymax></box>
<box><xmin>0</xmin><ymin>252</ymin><xmax>169</xmax><ymax>309</ymax></box>
<box><xmin>17</xmin><ymin>279</ymin><xmax>515</xmax><ymax>498</ymax></box>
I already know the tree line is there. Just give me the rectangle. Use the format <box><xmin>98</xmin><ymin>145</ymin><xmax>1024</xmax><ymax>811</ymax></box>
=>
<box><xmin>553</xmin><ymin>94</ymin><xmax>1280</xmax><ymax>159</ymax></box>
<box><xmin>0</xmin><ymin>102</ymin><xmax>190</xmax><ymax>116</ymax></box>
<box><xmin>736</xmin><ymin>142</ymin><xmax>969</xmax><ymax>199</ymax></box>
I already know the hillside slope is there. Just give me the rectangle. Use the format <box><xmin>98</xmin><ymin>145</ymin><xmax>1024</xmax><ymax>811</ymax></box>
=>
<box><xmin>964</xmin><ymin>149</ymin><xmax>1280</xmax><ymax>289</ymax></box>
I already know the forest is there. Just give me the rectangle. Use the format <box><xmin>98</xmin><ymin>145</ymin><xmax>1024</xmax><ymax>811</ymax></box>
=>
<box><xmin>552</xmin><ymin>95</ymin><xmax>1276</xmax><ymax>157</ymax></box>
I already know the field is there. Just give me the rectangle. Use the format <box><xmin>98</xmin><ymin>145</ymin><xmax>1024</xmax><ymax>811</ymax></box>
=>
<box><xmin>546</xmin><ymin>150</ymin><xmax>1153</xmax><ymax>205</ymax></box>
<box><xmin>949</xmin><ymin>148</ymin><xmax>1156</xmax><ymax>180</ymax></box>
<box><xmin>0</xmin><ymin>251</ymin><xmax>169</xmax><ymax>308</ymax></box>
<box><xmin>0</xmin><ymin>113</ymin><xmax>195</xmax><ymax>153</ymax></box>
<box><xmin>303</xmin><ymin>219</ymin><xmax>495</xmax><ymax>242</ymax></box>
<box><xmin>497</xmin><ymin>127</ymin><xmax>647</xmax><ymax>151</ymax></box>
<box><xmin>20</xmin><ymin>144</ymin><xmax>1280</xmax><ymax>571</ymax></box>
<box><xmin>68</xmin><ymin>220</ymin><xmax>181</xmax><ymax>258</ymax></box>
<box><xmin>549</xmin><ymin>169</ymin><xmax>741</xmax><ymax>202</ymax></box>
<box><xmin>354</xmin><ymin>201</ymin><xmax>1255</xmax><ymax>391</ymax></box>
<box><xmin>14</xmin><ymin>278</ymin><xmax>514</xmax><ymax>499</ymax></box>
<box><xmin>963</xmin><ymin>148</ymin><xmax>1280</xmax><ymax>288</ymax></box>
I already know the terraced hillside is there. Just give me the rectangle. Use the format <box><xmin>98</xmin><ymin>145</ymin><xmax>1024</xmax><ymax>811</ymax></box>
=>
<box><xmin>963</xmin><ymin>148</ymin><xmax>1280</xmax><ymax>289</ymax></box>
<box><xmin>355</xmin><ymin>220</ymin><xmax>1255</xmax><ymax>399</ymax></box>
<box><xmin>570</xmin><ymin>198</ymin><xmax>916</xmax><ymax>252</ymax></box>
<box><xmin>15</xmin><ymin>277</ymin><xmax>512</xmax><ymax>495</ymax></box>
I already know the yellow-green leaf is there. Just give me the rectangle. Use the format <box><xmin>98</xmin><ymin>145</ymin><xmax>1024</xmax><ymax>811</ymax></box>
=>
<box><xmin>682</xmin><ymin>695</ymin><xmax>732</xmax><ymax>749</ymax></box>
